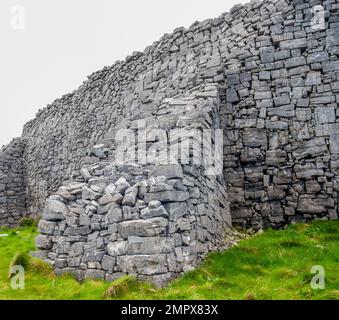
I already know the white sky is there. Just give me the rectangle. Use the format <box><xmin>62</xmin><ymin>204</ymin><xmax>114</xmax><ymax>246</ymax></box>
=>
<box><xmin>0</xmin><ymin>0</ymin><xmax>248</xmax><ymax>147</ymax></box>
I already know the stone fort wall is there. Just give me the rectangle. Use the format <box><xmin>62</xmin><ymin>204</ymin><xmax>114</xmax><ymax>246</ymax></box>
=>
<box><xmin>0</xmin><ymin>0</ymin><xmax>338</xmax><ymax>281</ymax></box>
<box><xmin>0</xmin><ymin>138</ymin><xmax>27</xmax><ymax>226</ymax></box>
<box><xmin>35</xmin><ymin>86</ymin><xmax>232</xmax><ymax>285</ymax></box>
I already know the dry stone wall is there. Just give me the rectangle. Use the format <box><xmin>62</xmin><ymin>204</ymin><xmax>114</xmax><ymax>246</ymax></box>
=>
<box><xmin>34</xmin><ymin>87</ymin><xmax>231</xmax><ymax>286</ymax></box>
<box><xmin>219</xmin><ymin>0</ymin><xmax>339</xmax><ymax>229</ymax></box>
<box><xmin>0</xmin><ymin>0</ymin><xmax>338</xmax><ymax>281</ymax></box>
<box><xmin>0</xmin><ymin>138</ymin><xmax>27</xmax><ymax>227</ymax></box>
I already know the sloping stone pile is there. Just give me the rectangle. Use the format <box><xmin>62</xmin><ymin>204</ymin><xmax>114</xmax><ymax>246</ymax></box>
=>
<box><xmin>35</xmin><ymin>87</ymin><xmax>231</xmax><ymax>286</ymax></box>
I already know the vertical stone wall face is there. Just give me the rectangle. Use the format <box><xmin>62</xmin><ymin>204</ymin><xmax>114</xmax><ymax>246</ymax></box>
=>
<box><xmin>0</xmin><ymin>138</ymin><xmax>27</xmax><ymax>227</ymax></box>
<box><xmin>220</xmin><ymin>0</ymin><xmax>339</xmax><ymax>229</ymax></box>
<box><xmin>18</xmin><ymin>0</ymin><xmax>338</xmax><ymax>229</ymax></box>
<box><xmin>0</xmin><ymin>0</ymin><xmax>338</xmax><ymax>281</ymax></box>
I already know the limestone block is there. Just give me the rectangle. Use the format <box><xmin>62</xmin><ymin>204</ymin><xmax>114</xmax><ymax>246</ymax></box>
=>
<box><xmin>117</xmin><ymin>255</ymin><xmax>168</xmax><ymax>275</ymax></box>
<box><xmin>118</xmin><ymin>218</ymin><xmax>168</xmax><ymax>239</ymax></box>
<box><xmin>42</xmin><ymin>199</ymin><xmax>68</xmax><ymax>222</ymax></box>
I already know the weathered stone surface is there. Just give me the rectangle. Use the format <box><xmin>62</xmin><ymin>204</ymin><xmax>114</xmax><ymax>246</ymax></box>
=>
<box><xmin>69</xmin><ymin>242</ymin><xmax>84</xmax><ymax>257</ymax></box>
<box><xmin>330</xmin><ymin>135</ymin><xmax>339</xmax><ymax>154</ymax></box>
<box><xmin>107</xmin><ymin>241</ymin><xmax>128</xmax><ymax>256</ymax></box>
<box><xmin>117</xmin><ymin>255</ymin><xmax>168</xmax><ymax>275</ymax></box>
<box><xmin>80</xmin><ymin>168</ymin><xmax>92</xmax><ymax>181</ymax></box>
<box><xmin>91</xmin><ymin>144</ymin><xmax>108</xmax><ymax>159</ymax></box>
<box><xmin>38</xmin><ymin>220</ymin><xmax>56</xmax><ymax>235</ymax></box>
<box><xmin>315</xmin><ymin>107</ymin><xmax>336</xmax><ymax>125</ymax></box>
<box><xmin>42</xmin><ymin>200</ymin><xmax>68</xmax><ymax>222</ymax></box>
<box><xmin>108</xmin><ymin>237</ymin><xmax>174</xmax><ymax>256</ymax></box>
<box><xmin>104</xmin><ymin>184</ymin><xmax>116</xmax><ymax>195</ymax></box>
<box><xmin>164</xmin><ymin>202</ymin><xmax>189</xmax><ymax>220</ymax></box>
<box><xmin>106</xmin><ymin>206</ymin><xmax>123</xmax><ymax>223</ymax></box>
<box><xmin>85</xmin><ymin>269</ymin><xmax>105</xmax><ymax>280</ymax></box>
<box><xmin>144</xmin><ymin>191</ymin><xmax>189</xmax><ymax>204</ymax></box>
<box><xmin>101</xmin><ymin>255</ymin><xmax>116</xmax><ymax>272</ymax></box>
<box><xmin>149</xmin><ymin>200</ymin><xmax>161</xmax><ymax>210</ymax></box>
<box><xmin>150</xmin><ymin>165</ymin><xmax>183</xmax><ymax>180</ymax></box>
<box><xmin>122</xmin><ymin>185</ymin><xmax>138</xmax><ymax>206</ymax></box>
<box><xmin>30</xmin><ymin>250</ymin><xmax>49</xmax><ymax>260</ymax></box>
<box><xmin>1</xmin><ymin>0</ymin><xmax>338</xmax><ymax>286</ymax></box>
<box><xmin>292</xmin><ymin>138</ymin><xmax>327</xmax><ymax>160</ymax></box>
<box><xmin>226</xmin><ymin>88</ymin><xmax>240</xmax><ymax>103</ymax></box>
<box><xmin>298</xmin><ymin>198</ymin><xmax>327</xmax><ymax>214</ymax></box>
<box><xmin>36</xmin><ymin>235</ymin><xmax>52</xmax><ymax>250</ymax></box>
<box><xmin>79</xmin><ymin>213</ymin><xmax>90</xmax><ymax>226</ymax></box>
<box><xmin>115</xmin><ymin>178</ymin><xmax>130</xmax><ymax>195</ymax></box>
<box><xmin>118</xmin><ymin>218</ymin><xmax>168</xmax><ymax>239</ymax></box>
<box><xmin>141</xmin><ymin>205</ymin><xmax>168</xmax><ymax>219</ymax></box>
<box><xmin>82</xmin><ymin>186</ymin><xmax>102</xmax><ymax>201</ymax></box>
<box><xmin>98</xmin><ymin>194</ymin><xmax>114</xmax><ymax>206</ymax></box>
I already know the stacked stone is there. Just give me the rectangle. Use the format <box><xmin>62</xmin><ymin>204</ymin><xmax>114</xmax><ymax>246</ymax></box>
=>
<box><xmin>0</xmin><ymin>138</ymin><xmax>27</xmax><ymax>227</ymax></box>
<box><xmin>221</xmin><ymin>0</ymin><xmax>339</xmax><ymax>229</ymax></box>
<box><xmin>34</xmin><ymin>88</ymin><xmax>231</xmax><ymax>286</ymax></box>
<box><xmin>0</xmin><ymin>0</ymin><xmax>338</xmax><ymax>234</ymax></box>
<box><xmin>17</xmin><ymin>0</ymin><xmax>275</xmax><ymax>215</ymax></box>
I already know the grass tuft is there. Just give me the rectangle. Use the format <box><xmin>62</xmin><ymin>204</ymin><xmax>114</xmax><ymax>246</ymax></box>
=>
<box><xmin>8</xmin><ymin>253</ymin><xmax>30</xmax><ymax>278</ymax></box>
<box><xmin>304</xmin><ymin>221</ymin><xmax>338</xmax><ymax>238</ymax></box>
<box><xmin>28</xmin><ymin>258</ymin><xmax>54</xmax><ymax>277</ymax></box>
<box><xmin>103</xmin><ymin>276</ymin><xmax>141</xmax><ymax>299</ymax></box>
<box><xmin>20</xmin><ymin>217</ymin><xmax>39</xmax><ymax>228</ymax></box>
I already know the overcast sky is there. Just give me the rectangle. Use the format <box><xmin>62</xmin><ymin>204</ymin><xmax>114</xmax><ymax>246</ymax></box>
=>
<box><xmin>0</xmin><ymin>0</ymin><xmax>248</xmax><ymax>147</ymax></box>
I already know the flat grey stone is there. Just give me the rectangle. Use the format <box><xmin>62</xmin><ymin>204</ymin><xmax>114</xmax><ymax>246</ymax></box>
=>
<box><xmin>118</xmin><ymin>218</ymin><xmax>168</xmax><ymax>239</ymax></box>
<box><xmin>150</xmin><ymin>165</ymin><xmax>184</xmax><ymax>180</ymax></box>
<box><xmin>42</xmin><ymin>199</ymin><xmax>68</xmax><ymax>222</ymax></box>
<box><xmin>144</xmin><ymin>191</ymin><xmax>189</xmax><ymax>204</ymax></box>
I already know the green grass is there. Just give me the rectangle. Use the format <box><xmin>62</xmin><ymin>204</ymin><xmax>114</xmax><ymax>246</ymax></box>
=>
<box><xmin>0</xmin><ymin>221</ymin><xmax>338</xmax><ymax>300</ymax></box>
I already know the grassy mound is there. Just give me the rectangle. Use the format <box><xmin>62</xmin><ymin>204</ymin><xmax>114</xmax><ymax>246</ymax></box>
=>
<box><xmin>0</xmin><ymin>221</ymin><xmax>338</xmax><ymax>300</ymax></box>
